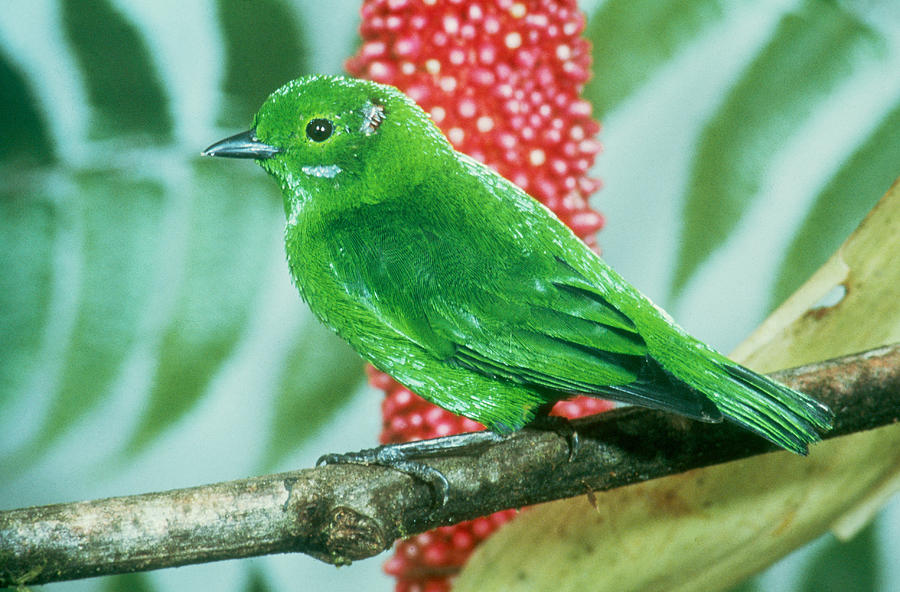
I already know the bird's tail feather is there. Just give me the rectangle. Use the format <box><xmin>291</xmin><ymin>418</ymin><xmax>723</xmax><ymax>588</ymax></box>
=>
<box><xmin>712</xmin><ymin>362</ymin><xmax>834</xmax><ymax>454</ymax></box>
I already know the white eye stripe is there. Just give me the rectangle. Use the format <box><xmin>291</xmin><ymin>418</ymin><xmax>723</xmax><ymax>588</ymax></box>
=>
<box><xmin>302</xmin><ymin>164</ymin><xmax>342</xmax><ymax>178</ymax></box>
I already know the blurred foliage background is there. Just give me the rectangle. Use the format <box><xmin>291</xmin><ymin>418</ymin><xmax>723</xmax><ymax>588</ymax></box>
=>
<box><xmin>2</xmin><ymin>0</ymin><xmax>899</xmax><ymax>590</ymax></box>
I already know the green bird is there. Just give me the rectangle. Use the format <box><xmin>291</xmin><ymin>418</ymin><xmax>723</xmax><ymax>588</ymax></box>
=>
<box><xmin>204</xmin><ymin>74</ymin><xmax>832</xmax><ymax>476</ymax></box>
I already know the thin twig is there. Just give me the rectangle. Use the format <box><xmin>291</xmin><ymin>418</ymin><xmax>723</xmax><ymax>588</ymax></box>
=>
<box><xmin>2</xmin><ymin>344</ymin><xmax>899</xmax><ymax>587</ymax></box>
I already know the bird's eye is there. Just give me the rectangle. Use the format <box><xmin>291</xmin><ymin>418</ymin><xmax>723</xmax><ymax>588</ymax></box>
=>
<box><xmin>306</xmin><ymin>118</ymin><xmax>334</xmax><ymax>142</ymax></box>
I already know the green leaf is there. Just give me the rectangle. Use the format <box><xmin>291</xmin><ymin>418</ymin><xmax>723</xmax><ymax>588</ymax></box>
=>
<box><xmin>800</xmin><ymin>523</ymin><xmax>880</xmax><ymax>592</ymax></box>
<box><xmin>216</xmin><ymin>0</ymin><xmax>309</xmax><ymax>127</ymax></box>
<box><xmin>11</xmin><ymin>171</ymin><xmax>165</xmax><ymax>464</ymax></box>
<box><xmin>671</xmin><ymin>0</ymin><xmax>883</xmax><ymax>298</ymax></box>
<box><xmin>263</xmin><ymin>318</ymin><xmax>365</xmax><ymax>469</ymax></box>
<box><xmin>771</xmin><ymin>99</ymin><xmax>900</xmax><ymax>307</ymax></box>
<box><xmin>61</xmin><ymin>0</ymin><xmax>172</xmax><ymax>140</ymax></box>
<box><xmin>244</xmin><ymin>567</ymin><xmax>274</xmax><ymax>592</ymax></box>
<box><xmin>101</xmin><ymin>572</ymin><xmax>157</xmax><ymax>592</ymax></box>
<box><xmin>726</xmin><ymin>577</ymin><xmax>761</xmax><ymax>592</ymax></box>
<box><xmin>584</xmin><ymin>0</ymin><xmax>731</xmax><ymax>117</ymax></box>
<box><xmin>0</xmin><ymin>186</ymin><xmax>56</xmax><ymax>411</ymax></box>
<box><xmin>0</xmin><ymin>51</ymin><xmax>54</xmax><ymax>163</ymax></box>
<box><xmin>126</xmin><ymin>159</ymin><xmax>281</xmax><ymax>454</ymax></box>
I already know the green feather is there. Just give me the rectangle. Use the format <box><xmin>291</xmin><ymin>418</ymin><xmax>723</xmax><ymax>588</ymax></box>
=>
<box><xmin>204</xmin><ymin>74</ymin><xmax>834</xmax><ymax>448</ymax></box>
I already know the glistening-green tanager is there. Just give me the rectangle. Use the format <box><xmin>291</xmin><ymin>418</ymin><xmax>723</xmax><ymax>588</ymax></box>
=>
<box><xmin>204</xmin><ymin>74</ymin><xmax>832</xmax><ymax>460</ymax></box>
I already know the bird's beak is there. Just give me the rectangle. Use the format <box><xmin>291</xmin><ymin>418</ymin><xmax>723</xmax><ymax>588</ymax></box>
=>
<box><xmin>202</xmin><ymin>129</ymin><xmax>281</xmax><ymax>159</ymax></box>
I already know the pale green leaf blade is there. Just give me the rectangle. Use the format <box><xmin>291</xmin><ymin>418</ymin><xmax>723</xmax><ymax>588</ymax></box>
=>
<box><xmin>216</xmin><ymin>0</ymin><xmax>309</xmax><ymax>127</ymax></box>
<box><xmin>126</xmin><ymin>160</ymin><xmax>281</xmax><ymax>454</ymax></box>
<box><xmin>61</xmin><ymin>0</ymin><xmax>172</xmax><ymax>140</ymax></box>
<box><xmin>102</xmin><ymin>572</ymin><xmax>157</xmax><ymax>592</ymax></box>
<box><xmin>672</xmin><ymin>0</ymin><xmax>883</xmax><ymax>298</ymax></box>
<box><xmin>726</xmin><ymin>578</ymin><xmax>760</xmax><ymax>592</ymax></box>
<box><xmin>800</xmin><ymin>524</ymin><xmax>880</xmax><ymax>592</ymax></box>
<box><xmin>772</xmin><ymin>99</ymin><xmax>900</xmax><ymax>307</ymax></box>
<box><xmin>244</xmin><ymin>564</ymin><xmax>274</xmax><ymax>592</ymax></box>
<box><xmin>0</xmin><ymin>187</ymin><xmax>56</xmax><ymax>412</ymax></box>
<box><xmin>584</xmin><ymin>0</ymin><xmax>731</xmax><ymax>116</ymax></box>
<box><xmin>263</xmin><ymin>319</ymin><xmax>365</xmax><ymax>469</ymax></box>
<box><xmin>14</xmin><ymin>172</ymin><xmax>165</xmax><ymax>464</ymax></box>
<box><xmin>0</xmin><ymin>52</ymin><xmax>54</xmax><ymax>163</ymax></box>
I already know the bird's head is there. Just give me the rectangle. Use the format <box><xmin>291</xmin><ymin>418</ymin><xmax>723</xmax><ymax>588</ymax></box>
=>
<box><xmin>203</xmin><ymin>75</ymin><xmax>452</xmax><ymax>208</ymax></box>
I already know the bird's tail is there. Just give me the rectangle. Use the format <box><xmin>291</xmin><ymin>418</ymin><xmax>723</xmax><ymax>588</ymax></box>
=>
<box><xmin>708</xmin><ymin>361</ymin><xmax>834</xmax><ymax>454</ymax></box>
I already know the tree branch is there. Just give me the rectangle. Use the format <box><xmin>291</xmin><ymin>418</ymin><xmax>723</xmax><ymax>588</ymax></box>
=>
<box><xmin>2</xmin><ymin>344</ymin><xmax>899</xmax><ymax>587</ymax></box>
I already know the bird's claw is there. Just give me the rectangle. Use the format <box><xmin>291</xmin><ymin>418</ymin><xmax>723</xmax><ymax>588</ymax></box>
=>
<box><xmin>565</xmin><ymin>427</ymin><xmax>580</xmax><ymax>461</ymax></box>
<box><xmin>316</xmin><ymin>448</ymin><xmax>378</xmax><ymax>467</ymax></box>
<box><xmin>530</xmin><ymin>415</ymin><xmax>580</xmax><ymax>461</ymax></box>
<box><xmin>315</xmin><ymin>431</ymin><xmax>505</xmax><ymax>507</ymax></box>
<box><xmin>315</xmin><ymin>453</ymin><xmax>337</xmax><ymax>467</ymax></box>
<box><xmin>316</xmin><ymin>444</ymin><xmax>450</xmax><ymax>507</ymax></box>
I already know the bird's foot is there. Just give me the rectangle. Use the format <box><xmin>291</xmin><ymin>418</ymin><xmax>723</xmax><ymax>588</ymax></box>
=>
<box><xmin>318</xmin><ymin>446</ymin><xmax>452</xmax><ymax>506</ymax></box>
<box><xmin>317</xmin><ymin>431</ymin><xmax>506</xmax><ymax>507</ymax></box>
<box><xmin>528</xmin><ymin>415</ymin><xmax>580</xmax><ymax>461</ymax></box>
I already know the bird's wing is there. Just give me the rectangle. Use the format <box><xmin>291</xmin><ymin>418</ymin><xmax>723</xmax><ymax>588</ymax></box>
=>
<box><xmin>426</xmin><ymin>251</ymin><xmax>721</xmax><ymax>421</ymax></box>
<box><xmin>429</xmin><ymin>252</ymin><xmax>649</xmax><ymax>392</ymax></box>
<box><xmin>321</xmin><ymin>187</ymin><xmax>719</xmax><ymax>422</ymax></box>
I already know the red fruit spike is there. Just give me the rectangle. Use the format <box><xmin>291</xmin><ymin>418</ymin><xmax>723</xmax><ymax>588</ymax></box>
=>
<box><xmin>423</xmin><ymin>580</ymin><xmax>452</xmax><ymax>592</ymax></box>
<box><xmin>483</xmin><ymin>14</ymin><xmax>501</xmax><ymax>34</ymax></box>
<box><xmin>366</xmin><ymin>366</ymin><xmax>395</xmax><ymax>390</ymax></box>
<box><xmin>349</xmin><ymin>0</ymin><xmax>606</xmax><ymax>587</ymax></box>
<box><xmin>460</xmin><ymin>417</ymin><xmax>485</xmax><ymax>432</ymax></box>
<box><xmin>410</xmin><ymin>14</ymin><xmax>428</xmax><ymax>30</ymax></box>
<box><xmin>367</xmin><ymin>60</ymin><xmax>397</xmax><ymax>84</ymax></box>
<box><xmin>470</xmin><ymin>516</ymin><xmax>494</xmax><ymax>539</ymax></box>
<box><xmin>361</xmin><ymin>40</ymin><xmax>388</xmax><ymax>59</ymax></box>
<box><xmin>402</xmin><ymin>538</ymin><xmax>421</xmax><ymax>559</ymax></box>
<box><xmin>451</xmin><ymin>528</ymin><xmax>475</xmax><ymax>553</ymax></box>
<box><xmin>363</xmin><ymin>15</ymin><xmax>385</xmax><ymax>34</ymax></box>
<box><xmin>493</xmin><ymin>508</ymin><xmax>518</xmax><ymax>524</ymax></box>
<box><xmin>395</xmin><ymin>36</ymin><xmax>422</xmax><ymax>58</ymax></box>
<box><xmin>579</xmin><ymin>176</ymin><xmax>602</xmax><ymax>195</ymax></box>
<box><xmin>414</xmin><ymin>531</ymin><xmax>433</xmax><ymax>547</ymax></box>
<box><xmin>432</xmin><ymin>30</ymin><xmax>449</xmax><ymax>46</ymax></box>
<box><xmin>422</xmin><ymin>540</ymin><xmax>452</xmax><ymax>567</ymax></box>
<box><xmin>569</xmin><ymin>210</ymin><xmax>605</xmax><ymax>237</ymax></box>
<box><xmin>385</xmin><ymin>15</ymin><xmax>404</xmax><ymax>31</ymax></box>
<box><xmin>396</xmin><ymin>387</ymin><xmax>415</xmax><ymax>405</ymax></box>
<box><xmin>383</xmin><ymin>553</ymin><xmax>407</xmax><ymax>576</ymax></box>
<box><xmin>446</xmin><ymin>48</ymin><xmax>465</xmax><ymax>66</ymax></box>
<box><xmin>387</xmin><ymin>414</ymin><xmax>409</xmax><ymax>433</ymax></box>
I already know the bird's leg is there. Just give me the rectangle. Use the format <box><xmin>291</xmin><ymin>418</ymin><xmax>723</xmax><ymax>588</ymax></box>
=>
<box><xmin>317</xmin><ymin>431</ymin><xmax>507</xmax><ymax>506</ymax></box>
<box><xmin>527</xmin><ymin>413</ymin><xmax>580</xmax><ymax>460</ymax></box>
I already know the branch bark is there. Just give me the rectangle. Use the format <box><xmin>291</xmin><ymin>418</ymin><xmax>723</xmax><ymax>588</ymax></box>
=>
<box><xmin>2</xmin><ymin>343</ymin><xmax>899</xmax><ymax>587</ymax></box>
